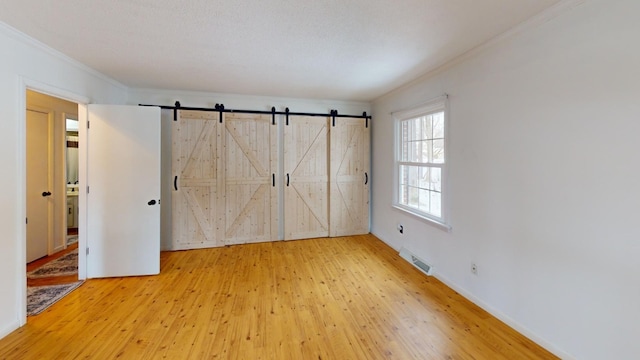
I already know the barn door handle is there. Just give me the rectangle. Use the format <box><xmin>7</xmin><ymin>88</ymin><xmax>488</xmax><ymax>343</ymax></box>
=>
<box><xmin>364</xmin><ymin>172</ymin><xmax>368</xmax><ymax>185</ymax></box>
<box><xmin>174</xmin><ymin>176</ymin><xmax>178</xmax><ymax>191</ymax></box>
<box><xmin>42</xmin><ymin>191</ymin><xmax>51</xmax><ymax>197</ymax></box>
<box><xmin>286</xmin><ymin>173</ymin><xmax>290</xmax><ymax>187</ymax></box>
<box><xmin>148</xmin><ymin>199</ymin><xmax>157</xmax><ymax>206</ymax></box>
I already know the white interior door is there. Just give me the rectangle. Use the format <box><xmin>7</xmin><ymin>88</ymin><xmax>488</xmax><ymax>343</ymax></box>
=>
<box><xmin>26</xmin><ymin>109</ymin><xmax>52</xmax><ymax>262</ymax></box>
<box><xmin>87</xmin><ymin>105</ymin><xmax>160</xmax><ymax>278</ymax></box>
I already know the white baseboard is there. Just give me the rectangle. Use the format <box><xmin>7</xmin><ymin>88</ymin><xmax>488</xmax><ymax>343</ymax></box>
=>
<box><xmin>0</xmin><ymin>320</ymin><xmax>20</xmax><ymax>341</ymax></box>
<box><xmin>371</xmin><ymin>230</ymin><xmax>574</xmax><ymax>359</ymax></box>
<box><xmin>370</xmin><ymin>230</ymin><xmax>401</xmax><ymax>251</ymax></box>
<box><xmin>432</xmin><ymin>271</ymin><xmax>575</xmax><ymax>360</ymax></box>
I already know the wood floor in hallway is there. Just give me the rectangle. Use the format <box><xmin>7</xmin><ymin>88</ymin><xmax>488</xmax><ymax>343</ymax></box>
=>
<box><xmin>1</xmin><ymin>235</ymin><xmax>557</xmax><ymax>359</ymax></box>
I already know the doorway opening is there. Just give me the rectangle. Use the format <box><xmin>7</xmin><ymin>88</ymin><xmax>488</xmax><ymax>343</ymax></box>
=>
<box><xmin>25</xmin><ymin>89</ymin><xmax>81</xmax><ymax>316</ymax></box>
<box><xmin>65</xmin><ymin>116</ymin><xmax>79</xmax><ymax>243</ymax></box>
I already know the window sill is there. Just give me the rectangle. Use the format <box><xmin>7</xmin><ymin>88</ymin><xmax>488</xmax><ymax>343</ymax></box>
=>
<box><xmin>392</xmin><ymin>205</ymin><xmax>452</xmax><ymax>233</ymax></box>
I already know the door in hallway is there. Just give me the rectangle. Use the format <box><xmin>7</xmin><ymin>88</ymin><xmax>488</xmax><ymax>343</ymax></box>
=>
<box><xmin>26</xmin><ymin>109</ymin><xmax>52</xmax><ymax>262</ymax></box>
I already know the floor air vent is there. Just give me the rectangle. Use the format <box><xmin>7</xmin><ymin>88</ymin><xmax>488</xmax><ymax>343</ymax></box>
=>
<box><xmin>399</xmin><ymin>248</ymin><xmax>433</xmax><ymax>276</ymax></box>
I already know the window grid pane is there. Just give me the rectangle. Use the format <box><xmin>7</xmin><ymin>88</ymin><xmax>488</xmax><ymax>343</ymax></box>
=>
<box><xmin>400</xmin><ymin>112</ymin><xmax>445</xmax><ymax>164</ymax></box>
<box><xmin>432</xmin><ymin>139</ymin><xmax>444</xmax><ymax>163</ymax></box>
<box><xmin>399</xmin><ymin>164</ymin><xmax>442</xmax><ymax>217</ymax></box>
<box><xmin>397</xmin><ymin>108</ymin><xmax>445</xmax><ymax>220</ymax></box>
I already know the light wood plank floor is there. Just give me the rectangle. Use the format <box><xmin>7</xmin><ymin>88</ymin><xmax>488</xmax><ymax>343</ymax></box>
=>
<box><xmin>1</xmin><ymin>235</ymin><xmax>557</xmax><ymax>359</ymax></box>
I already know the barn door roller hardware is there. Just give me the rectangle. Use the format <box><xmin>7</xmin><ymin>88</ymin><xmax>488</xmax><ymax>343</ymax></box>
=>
<box><xmin>271</xmin><ymin>107</ymin><xmax>276</xmax><ymax>125</ymax></box>
<box><xmin>215</xmin><ymin>104</ymin><xmax>224</xmax><ymax>123</ymax></box>
<box><xmin>139</xmin><ymin>103</ymin><xmax>372</xmax><ymax>122</ymax></box>
<box><xmin>173</xmin><ymin>101</ymin><xmax>180</xmax><ymax>121</ymax></box>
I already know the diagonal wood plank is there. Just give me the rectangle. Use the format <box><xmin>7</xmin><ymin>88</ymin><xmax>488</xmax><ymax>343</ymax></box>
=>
<box><xmin>337</xmin><ymin>181</ymin><xmax>361</xmax><ymax>225</ymax></box>
<box><xmin>225</xmin><ymin>122</ymin><xmax>268</xmax><ymax>177</ymax></box>
<box><xmin>182</xmin><ymin>121</ymin><xmax>216</xmax><ymax>178</ymax></box>
<box><xmin>184</xmin><ymin>188</ymin><xmax>215</xmax><ymax>241</ymax></box>
<box><xmin>292</xmin><ymin>184</ymin><xmax>328</xmax><ymax>231</ymax></box>
<box><xmin>336</xmin><ymin>127</ymin><xmax>359</xmax><ymax>176</ymax></box>
<box><xmin>225</xmin><ymin>184</ymin><xmax>268</xmax><ymax>238</ymax></box>
<box><xmin>291</xmin><ymin>125</ymin><xmax>327</xmax><ymax>176</ymax></box>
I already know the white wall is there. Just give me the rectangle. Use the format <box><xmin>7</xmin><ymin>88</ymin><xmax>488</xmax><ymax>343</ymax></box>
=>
<box><xmin>0</xmin><ymin>22</ymin><xmax>128</xmax><ymax>338</ymax></box>
<box><xmin>371</xmin><ymin>0</ymin><xmax>640</xmax><ymax>358</ymax></box>
<box><xmin>128</xmin><ymin>89</ymin><xmax>371</xmax><ymax>250</ymax></box>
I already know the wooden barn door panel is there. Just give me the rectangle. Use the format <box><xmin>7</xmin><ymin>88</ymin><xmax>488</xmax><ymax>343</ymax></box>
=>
<box><xmin>284</xmin><ymin>116</ymin><xmax>329</xmax><ymax>240</ymax></box>
<box><xmin>223</xmin><ymin>113</ymin><xmax>277</xmax><ymax>245</ymax></box>
<box><xmin>330</xmin><ymin>118</ymin><xmax>370</xmax><ymax>237</ymax></box>
<box><xmin>172</xmin><ymin>110</ymin><xmax>223</xmax><ymax>249</ymax></box>
<box><xmin>171</xmin><ymin>109</ymin><xmax>369</xmax><ymax>248</ymax></box>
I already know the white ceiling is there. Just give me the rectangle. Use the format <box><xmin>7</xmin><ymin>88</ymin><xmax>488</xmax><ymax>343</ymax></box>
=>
<box><xmin>0</xmin><ymin>0</ymin><xmax>561</xmax><ymax>101</ymax></box>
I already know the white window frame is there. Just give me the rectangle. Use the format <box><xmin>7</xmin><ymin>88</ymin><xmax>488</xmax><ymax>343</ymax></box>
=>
<box><xmin>393</xmin><ymin>95</ymin><xmax>451</xmax><ymax>231</ymax></box>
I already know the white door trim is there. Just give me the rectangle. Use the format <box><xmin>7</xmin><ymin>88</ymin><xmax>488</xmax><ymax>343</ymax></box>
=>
<box><xmin>17</xmin><ymin>77</ymin><xmax>89</xmax><ymax>326</ymax></box>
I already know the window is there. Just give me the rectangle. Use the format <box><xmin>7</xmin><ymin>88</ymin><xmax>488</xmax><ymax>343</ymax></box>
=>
<box><xmin>394</xmin><ymin>96</ymin><xmax>449</xmax><ymax>229</ymax></box>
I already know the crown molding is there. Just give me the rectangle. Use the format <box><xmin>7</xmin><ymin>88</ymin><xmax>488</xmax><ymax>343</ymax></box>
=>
<box><xmin>374</xmin><ymin>0</ymin><xmax>587</xmax><ymax>103</ymax></box>
<box><xmin>0</xmin><ymin>21</ymin><xmax>127</xmax><ymax>92</ymax></box>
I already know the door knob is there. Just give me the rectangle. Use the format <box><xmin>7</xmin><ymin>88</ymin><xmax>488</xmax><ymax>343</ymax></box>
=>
<box><xmin>42</xmin><ymin>191</ymin><xmax>51</xmax><ymax>197</ymax></box>
<box><xmin>148</xmin><ymin>199</ymin><xmax>157</xmax><ymax>206</ymax></box>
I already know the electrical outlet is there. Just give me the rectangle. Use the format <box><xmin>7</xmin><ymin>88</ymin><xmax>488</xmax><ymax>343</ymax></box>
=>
<box><xmin>397</xmin><ymin>224</ymin><xmax>404</xmax><ymax>234</ymax></box>
<box><xmin>471</xmin><ymin>263</ymin><xmax>478</xmax><ymax>275</ymax></box>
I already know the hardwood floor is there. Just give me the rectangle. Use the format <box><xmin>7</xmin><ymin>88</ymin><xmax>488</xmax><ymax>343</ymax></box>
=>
<box><xmin>2</xmin><ymin>235</ymin><xmax>557</xmax><ymax>359</ymax></box>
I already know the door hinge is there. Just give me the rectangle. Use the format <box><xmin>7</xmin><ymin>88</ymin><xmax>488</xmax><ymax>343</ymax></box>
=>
<box><xmin>87</xmin><ymin>121</ymin><xmax>90</xmax><ymax>129</ymax></box>
<box><xmin>26</xmin><ymin>217</ymin><xmax>28</xmax><ymax>224</ymax></box>
<box><xmin>87</xmin><ymin>186</ymin><xmax>90</xmax><ymax>194</ymax></box>
<box><xmin>86</xmin><ymin>247</ymin><xmax>89</xmax><ymax>255</ymax></box>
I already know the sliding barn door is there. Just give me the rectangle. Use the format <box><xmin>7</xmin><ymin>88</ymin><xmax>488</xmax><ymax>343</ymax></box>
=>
<box><xmin>172</xmin><ymin>110</ymin><xmax>223</xmax><ymax>249</ymax></box>
<box><xmin>329</xmin><ymin>118</ymin><xmax>370</xmax><ymax>236</ymax></box>
<box><xmin>171</xmin><ymin>109</ymin><xmax>370</xmax><ymax>248</ymax></box>
<box><xmin>223</xmin><ymin>113</ymin><xmax>277</xmax><ymax>245</ymax></box>
<box><xmin>284</xmin><ymin>116</ymin><xmax>329</xmax><ymax>240</ymax></box>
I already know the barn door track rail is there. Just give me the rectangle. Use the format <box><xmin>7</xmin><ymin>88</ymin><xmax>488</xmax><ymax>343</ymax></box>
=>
<box><xmin>139</xmin><ymin>101</ymin><xmax>370</xmax><ymax>127</ymax></box>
